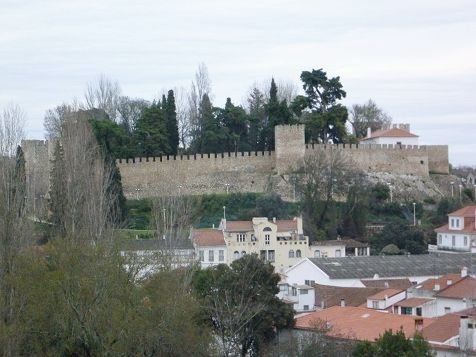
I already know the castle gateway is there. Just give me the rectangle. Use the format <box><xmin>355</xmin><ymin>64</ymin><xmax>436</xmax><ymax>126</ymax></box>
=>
<box><xmin>22</xmin><ymin>124</ymin><xmax>448</xmax><ymax>203</ymax></box>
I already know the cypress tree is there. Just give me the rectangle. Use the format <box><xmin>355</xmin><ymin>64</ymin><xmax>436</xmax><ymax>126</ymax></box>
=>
<box><xmin>49</xmin><ymin>141</ymin><xmax>67</xmax><ymax>235</ymax></box>
<box><xmin>165</xmin><ymin>90</ymin><xmax>179</xmax><ymax>155</ymax></box>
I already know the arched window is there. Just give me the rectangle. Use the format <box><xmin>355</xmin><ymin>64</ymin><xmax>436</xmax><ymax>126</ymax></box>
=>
<box><xmin>241</xmin><ymin>251</ymin><xmax>246</xmax><ymax>257</ymax></box>
<box><xmin>289</xmin><ymin>250</ymin><xmax>295</xmax><ymax>258</ymax></box>
<box><xmin>296</xmin><ymin>249</ymin><xmax>302</xmax><ymax>258</ymax></box>
<box><xmin>263</xmin><ymin>227</ymin><xmax>272</xmax><ymax>232</ymax></box>
<box><xmin>234</xmin><ymin>251</ymin><xmax>240</xmax><ymax>260</ymax></box>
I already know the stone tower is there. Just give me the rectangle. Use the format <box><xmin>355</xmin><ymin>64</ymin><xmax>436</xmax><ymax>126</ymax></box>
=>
<box><xmin>275</xmin><ymin>124</ymin><xmax>305</xmax><ymax>175</ymax></box>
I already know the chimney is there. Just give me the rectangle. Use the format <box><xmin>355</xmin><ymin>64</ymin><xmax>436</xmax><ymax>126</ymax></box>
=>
<box><xmin>434</xmin><ymin>283</ymin><xmax>440</xmax><ymax>291</ymax></box>
<box><xmin>212</xmin><ymin>223</ymin><xmax>215</xmax><ymax>229</ymax></box>
<box><xmin>414</xmin><ymin>318</ymin><xmax>424</xmax><ymax>332</ymax></box>
<box><xmin>273</xmin><ymin>217</ymin><xmax>276</xmax><ymax>223</ymax></box>
<box><xmin>447</xmin><ymin>280</ymin><xmax>453</xmax><ymax>286</ymax></box>
<box><xmin>462</xmin><ymin>267</ymin><xmax>468</xmax><ymax>278</ymax></box>
<box><xmin>367</xmin><ymin>127</ymin><xmax>371</xmax><ymax>138</ymax></box>
<box><xmin>384</xmin><ymin>282</ymin><xmax>389</xmax><ymax>288</ymax></box>
<box><xmin>340</xmin><ymin>299</ymin><xmax>345</xmax><ymax>307</ymax></box>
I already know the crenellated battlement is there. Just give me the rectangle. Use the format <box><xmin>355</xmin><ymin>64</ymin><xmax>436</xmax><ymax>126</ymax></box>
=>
<box><xmin>21</xmin><ymin>124</ymin><xmax>449</xmax><ymax>201</ymax></box>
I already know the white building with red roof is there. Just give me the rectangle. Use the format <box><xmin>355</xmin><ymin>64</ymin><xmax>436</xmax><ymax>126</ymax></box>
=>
<box><xmin>191</xmin><ymin>228</ymin><xmax>227</xmax><ymax>268</ymax></box>
<box><xmin>360</xmin><ymin>123</ymin><xmax>419</xmax><ymax>146</ymax></box>
<box><xmin>433</xmin><ymin>205</ymin><xmax>476</xmax><ymax>253</ymax></box>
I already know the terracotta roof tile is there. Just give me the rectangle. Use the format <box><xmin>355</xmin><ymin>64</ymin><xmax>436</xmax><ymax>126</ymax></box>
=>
<box><xmin>361</xmin><ymin>278</ymin><xmax>413</xmax><ymax>290</ymax></box>
<box><xmin>192</xmin><ymin>229</ymin><xmax>225</xmax><ymax>247</ymax></box>
<box><xmin>276</xmin><ymin>220</ymin><xmax>298</xmax><ymax>232</ymax></box>
<box><xmin>312</xmin><ymin>239</ymin><xmax>368</xmax><ymax>248</ymax></box>
<box><xmin>360</xmin><ymin>127</ymin><xmax>418</xmax><ymax>141</ymax></box>
<box><xmin>449</xmin><ymin>206</ymin><xmax>476</xmax><ymax>217</ymax></box>
<box><xmin>415</xmin><ymin>273</ymin><xmax>463</xmax><ymax>292</ymax></box>
<box><xmin>295</xmin><ymin>306</ymin><xmax>434</xmax><ymax>341</ymax></box>
<box><xmin>396</xmin><ymin>298</ymin><xmax>434</xmax><ymax>308</ymax></box>
<box><xmin>314</xmin><ymin>284</ymin><xmax>383</xmax><ymax>308</ymax></box>
<box><xmin>367</xmin><ymin>289</ymin><xmax>404</xmax><ymax>300</ymax></box>
<box><xmin>435</xmin><ymin>218</ymin><xmax>476</xmax><ymax>234</ymax></box>
<box><xmin>435</xmin><ymin>277</ymin><xmax>476</xmax><ymax>299</ymax></box>
<box><xmin>225</xmin><ymin>221</ymin><xmax>253</xmax><ymax>231</ymax></box>
<box><xmin>422</xmin><ymin>314</ymin><xmax>460</xmax><ymax>343</ymax></box>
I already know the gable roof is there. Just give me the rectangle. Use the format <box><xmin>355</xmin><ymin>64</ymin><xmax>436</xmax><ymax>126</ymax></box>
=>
<box><xmin>414</xmin><ymin>273</ymin><xmax>464</xmax><ymax>292</ymax></box>
<box><xmin>294</xmin><ymin>306</ymin><xmax>433</xmax><ymax>341</ymax></box>
<box><xmin>367</xmin><ymin>288</ymin><xmax>403</xmax><ymax>301</ymax></box>
<box><xmin>192</xmin><ymin>229</ymin><xmax>225</xmax><ymax>247</ymax></box>
<box><xmin>307</xmin><ymin>254</ymin><xmax>473</xmax><ymax>280</ymax></box>
<box><xmin>395</xmin><ymin>298</ymin><xmax>434</xmax><ymax>308</ymax></box>
<box><xmin>435</xmin><ymin>218</ymin><xmax>476</xmax><ymax>234</ymax></box>
<box><xmin>314</xmin><ymin>284</ymin><xmax>383</xmax><ymax>308</ymax></box>
<box><xmin>422</xmin><ymin>313</ymin><xmax>460</xmax><ymax>343</ymax></box>
<box><xmin>224</xmin><ymin>219</ymin><xmax>298</xmax><ymax>232</ymax></box>
<box><xmin>448</xmin><ymin>206</ymin><xmax>476</xmax><ymax>217</ymax></box>
<box><xmin>435</xmin><ymin>276</ymin><xmax>476</xmax><ymax>299</ymax></box>
<box><xmin>361</xmin><ymin>278</ymin><xmax>413</xmax><ymax>290</ymax></box>
<box><xmin>360</xmin><ymin>127</ymin><xmax>418</xmax><ymax>141</ymax></box>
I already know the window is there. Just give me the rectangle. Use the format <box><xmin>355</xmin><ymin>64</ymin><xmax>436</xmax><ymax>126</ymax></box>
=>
<box><xmin>219</xmin><ymin>250</ymin><xmax>224</xmax><ymax>262</ymax></box>
<box><xmin>438</xmin><ymin>234</ymin><xmax>442</xmax><ymax>245</ymax></box>
<box><xmin>268</xmin><ymin>250</ymin><xmax>275</xmax><ymax>262</ymax></box>
<box><xmin>456</xmin><ymin>219</ymin><xmax>460</xmax><ymax>228</ymax></box>
<box><xmin>451</xmin><ymin>218</ymin><xmax>455</xmax><ymax>228</ymax></box>
<box><xmin>452</xmin><ymin>236</ymin><xmax>456</xmax><ymax>246</ymax></box>
<box><xmin>468</xmin><ymin>323</ymin><xmax>474</xmax><ymax>329</ymax></box>
<box><xmin>464</xmin><ymin>236</ymin><xmax>468</xmax><ymax>246</ymax></box>
<box><xmin>303</xmin><ymin>305</ymin><xmax>309</xmax><ymax>311</ymax></box>
<box><xmin>233</xmin><ymin>251</ymin><xmax>240</xmax><ymax>260</ymax></box>
<box><xmin>445</xmin><ymin>307</ymin><xmax>451</xmax><ymax>314</ymax></box>
<box><xmin>416</xmin><ymin>307</ymin><xmax>422</xmax><ymax>316</ymax></box>
<box><xmin>260</xmin><ymin>250</ymin><xmax>266</xmax><ymax>260</ymax></box>
<box><xmin>335</xmin><ymin>249</ymin><xmax>341</xmax><ymax>257</ymax></box>
<box><xmin>296</xmin><ymin>249</ymin><xmax>302</xmax><ymax>258</ymax></box>
<box><xmin>401</xmin><ymin>307</ymin><xmax>412</xmax><ymax>315</ymax></box>
<box><xmin>209</xmin><ymin>250</ymin><xmax>214</xmax><ymax>262</ymax></box>
<box><xmin>314</xmin><ymin>250</ymin><xmax>321</xmax><ymax>258</ymax></box>
<box><xmin>199</xmin><ymin>250</ymin><xmax>204</xmax><ymax>262</ymax></box>
<box><xmin>372</xmin><ymin>301</ymin><xmax>378</xmax><ymax>309</ymax></box>
<box><xmin>305</xmin><ymin>280</ymin><xmax>315</xmax><ymax>286</ymax></box>
<box><xmin>265</xmin><ymin>234</ymin><xmax>270</xmax><ymax>245</ymax></box>
<box><xmin>237</xmin><ymin>233</ymin><xmax>245</xmax><ymax>242</ymax></box>
<box><xmin>292</xmin><ymin>287</ymin><xmax>297</xmax><ymax>296</ymax></box>
<box><xmin>300</xmin><ymin>289</ymin><xmax>308</xmax><ymax>295</ymax></box>
<box><xmin>289</xmin><ymin>250</ymin><xmax>295</xmax><ymax>258</ymax></box>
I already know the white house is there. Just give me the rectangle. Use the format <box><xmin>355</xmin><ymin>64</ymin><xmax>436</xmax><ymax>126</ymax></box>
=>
<box><xmin>310</xmin><ymin>238</ymin><xmax>370</xmax><ymax>258</ymax></box>
<box><xmin>366</xmin><ymin>288</ymin><xmax>406</xmax><ymax>310</ymax></box>
<box><xmin>285</xmin><ymin>254</ymin><xmax>474</xmax><ymax>288</ymax></box>
<box><xmin>192</xmin><ymin>228</ymin><xmax>227</xmax><ymax>268</ymax></box>
<box><xmin>433</xmin><ymin>206</ymin><xmax>476</xmax><ymax>253</ymax></box>
<box><xmin>360</xmin><ymin>123</ymin><xmax>419</xmax><ymax>146</ymax></box>
<box><xmin>434</xmin><ymin>277</ymin><xmax>476</xmax><ymax>316</ymax></box>
<box><xmin>277</xmin><ymin>282</ymin><xmax>315</xmax><ymax>312</ymax></box>
<box><xmin>393</xmin><ymin>298</ymin><xmax>437</xmax><ymax>318</ymax></box>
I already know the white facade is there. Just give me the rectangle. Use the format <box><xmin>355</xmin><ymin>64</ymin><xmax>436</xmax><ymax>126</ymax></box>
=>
<box><xmin>197</xmin><ymin>245</ymin><xmax>227</xmax><ymax>268</ymax></box>
<box><xmin>434</xmin><ymin>206</ymin><xmax>476</xmax><ymax>253</ymax></box>
<box><xmin>363</xmin><ymin>136</ymin><xmax>419</xmax><ymax>146</ymax></box>
<box><xmin>310</xmin><ymin>243</ymin><xmax>346</xmax><ymax>258</ymax></box>
<box><xmin>395</xmin><ymin>300</ymin><xmax>437</xmax><ymax>318</ymax></box>
<box><xmin>435</xmin><ymin>297</ymin><xmax>473</xmax><ymax>317</ymax></box>
<box><xmin>367</xmin><ymin>290</ymin><xmax>406</xmax><ymax>310</ymax></box>
<box><xmin>278</xmin><ymin>283</ymin><xmax>315</xmax><ymax>312</ymax></box>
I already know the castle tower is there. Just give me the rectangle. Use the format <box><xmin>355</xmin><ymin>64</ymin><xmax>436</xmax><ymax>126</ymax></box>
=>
<box><xmin>275</xmin><ymin>124</ymin><xmax>305</xmax><ymax>175</ymax></box>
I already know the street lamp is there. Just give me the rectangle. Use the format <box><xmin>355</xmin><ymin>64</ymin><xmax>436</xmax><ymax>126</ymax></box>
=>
<box><xmin>225</xmin><ymin>183</ymin><xmax>230</xmax><ymax>194</ymax></box>
<box><xmin>413</xmin><ymin>202</ymin><xmax>416</xmax><ymax>226</ymax></box>
<box><xmin>459</xmin><ymin>184</ymin><xmax>463</xmax><ymax>202</ymax></box>
<box><xmin>387</xmin><ymin>182</ymin><xmax>393</xmax><ymax>203</ymax></box>
<box><xmin>135</xmin><ymin>188</ymin><xmax>141</xmax><ymax>200</ymax></box>
<box><xmin>450</xmin><ymin>182</ymin><xmax>454</xmax><ymax>197</ymax></box>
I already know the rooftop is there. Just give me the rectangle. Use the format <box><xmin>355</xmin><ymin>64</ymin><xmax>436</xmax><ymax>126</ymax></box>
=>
<box><xmin>360</xmin><ymin>127</ymin><xmax>418</xmax><ymax>141</ymax></box>
<box><xmin>367</xmin><ymin>288</ymin><xmax>403</xmax><ymax>301</ymax></box>
<box><xmin>192</xmin><ymin>229</ymin><xmax>225</xmax><ymax>247</ymax></box>
<box><xmin>448</xmin><ymin>206</ymin><xmax>476</xmax><ymax>217</ymax></box>
<box><xmin>395</xmin><ymin>298</ymin><xmax>434</xmax><ymax>308</ymax></box>
<box><xmin>306</xmin><ymin>254</ymin><xmax>473</xmax><ymax>280</ymax></box>
<box><xmin>294</xmin><ymin>306</ymin><xmax>433</xmax><ymax>342</ymax></box>
<box><xmin>421</xmin><ymin>314</ymin><xmax>460</xmax><ymax>343</ymax></box>
<box><xmin>435</xmin><ymin>276</ymin><xmax>476</xmax><ymax>299</ymax></box>
<box><xmin>312</xmin><ymin>238</ymin><xmax>368</xmax><ymax>248</ymax></box>
<box><xmin>435</xmin><ymin>217</ymin><xmax>476</xmax><ymax>234</ymax></box>
<box><xmin>361</xmin><ymin>278</ymin><xmax>413</xmax><ymax>290</ymax></box>
<box><xmin>414</xmin><ymin>273</ymin><xmax>464</xmax><ymax>292</ymax></box>
<box><xmin>314</xmin><ymin>284</ymin><xmax>383</xmax><ymax>308</ymax></box>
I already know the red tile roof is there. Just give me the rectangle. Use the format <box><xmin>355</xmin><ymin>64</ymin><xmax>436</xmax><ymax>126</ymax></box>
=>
<box><xmin>192</xmin><ymin>229</ymin><xmax>225</xmax><ymax>247</ymax></box>
<box><xmin>396</xmin><ymin>298</ymin><xmax>434</xmax><ymax>308</ymax></box>
<box><xmin>416</xmin><ymin>273</ymin><xmax>464</xmax><ymax>292</ymax></box>
<box><xmin>224</xmin><ymin>219</ymin><xmax>298</xmax><ymax>232</ymax></box>
<box><xmin>449</xmin><ymin>206</ymin><xmax>476</xmax><ymax>217</ymax></box>
<box><xmin>367</xmin><ymin>289</ymin><xmax>404</xmax><ymax>301</ymax></box>
<box><xmin>276</xmin><ymin>220</ymin><xmax>298</xmax><ymax>232</ymax></box>
<box><xmin>422</xmin><ymin>313</ymin><xmax>460</xmax><ymax>343</ymax></box>
<box><xmin>361</xmin><ymin>278</ymin><xmax>413</xmax><ymax>290</ymax></box>
<box><xmin>294</xmin><ymin>306</ymin><xmax>434</xmax><ymax>341</ymax></box>
<box><xmin>435</xmin><ymin>277</ymin><xmax>476</xmax><ymax>299</ymax></box>
<box><xmin>435</xmin><ymin>218</ymin><xmax>476</xmax><ymax>234</ymax></box>
<box><xmin>314</xmin><ymin>284</ymin><xmax>383</xmax><ymax>308</ymax></box>
<box><xmin>360</xmin><ymin>127</ymin><xmax>418</xmax><ymax>141</ymax></box>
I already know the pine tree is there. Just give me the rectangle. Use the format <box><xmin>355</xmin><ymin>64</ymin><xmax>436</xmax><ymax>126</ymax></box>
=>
<box><xmin>165</xmin><ymin>90</ymin><xmax>179</xmax><ymax>155</ymax></box>
<box><xmin>134</xmin><ymin>103</ymin><xmax>170</xmax><ymax>156</ymax></box>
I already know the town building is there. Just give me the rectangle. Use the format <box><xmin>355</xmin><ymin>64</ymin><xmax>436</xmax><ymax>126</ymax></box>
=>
<box><xmin>192</xmin><ymin>228</ymin><xmax>227</xmax><ymax>268</ymax></box>
<box><xmin>285</xmin><ymin>254</ymin><xmax>473</xmax><ymax>288</ymax></box>
<box><xmin>360</xmin><ymin>123</ymin><xmax>419</xmax><ymax>146</ymax></box>
<box><xmin>311</xmin><ymin>238</ymin><xmax>370</xmax><ymax>258</ymax></box>
<box><xmin>433</xmin><ymin>205</ymin><xmax>476</xmax><ymax>253</ymax></box>
<box><xmin>366</xmin><ymin>288</ymin><xmax>406</xmax><ymax>310</ymax></box>
<box><xmin>277</xmin><ymin>282</ymin><xmax>315</xmax><ymax>313</ymax></box>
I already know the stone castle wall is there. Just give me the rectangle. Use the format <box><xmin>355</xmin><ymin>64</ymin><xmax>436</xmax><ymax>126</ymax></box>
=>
<box><xmin>21</xmin><ymin>124</ymin><xmax>449</xmax><ymax>201</ymax></box>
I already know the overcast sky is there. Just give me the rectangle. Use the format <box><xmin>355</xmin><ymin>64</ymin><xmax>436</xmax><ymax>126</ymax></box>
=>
<box><xmin>1</xmin><ymin>0</ymin><xmax>475</xmax><ymax>165</ymax></box>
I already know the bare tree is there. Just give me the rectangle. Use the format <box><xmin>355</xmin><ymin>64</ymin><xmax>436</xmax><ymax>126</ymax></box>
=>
<box><xmin>349</xmin><ymin>99</ymin><xmax>392</xmax><ymax>138</ymax></box>
<box><xmin>84</xmin><ymin>75</ymin><xmax>122</xmax><ymax>121</ymax></box>
<box><xmin>0</xmin><ymin>103</ymin><xmax>31</xmax><ymax>356</ymax></box>
<box><xmin>43</xmin><ymin>100</ymin><xmax>81</xmax><ymax>139</ymax></box>
<box><xmin>116</xmin><ymin>96</ymin><xmax>149</xmax><ymax>134</ymax></box>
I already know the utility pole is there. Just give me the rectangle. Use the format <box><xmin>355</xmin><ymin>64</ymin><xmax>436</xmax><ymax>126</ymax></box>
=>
<box><xmin>413</xmin><ymin>202</ymin><xmax>416</xmax><ymax>226</ymax></box>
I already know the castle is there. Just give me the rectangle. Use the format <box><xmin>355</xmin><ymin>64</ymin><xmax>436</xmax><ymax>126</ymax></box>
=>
<box><xmin>22</xmin><ymin>125</ymin><xmax>449</xmax><ymax>206</ymax></box>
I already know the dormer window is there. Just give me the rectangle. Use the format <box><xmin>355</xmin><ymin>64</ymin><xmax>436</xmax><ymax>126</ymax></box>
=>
<box><xmin>450</xmin><ymin>218</ymin><xmax>455</xmax><ymax>228</ymax></box>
